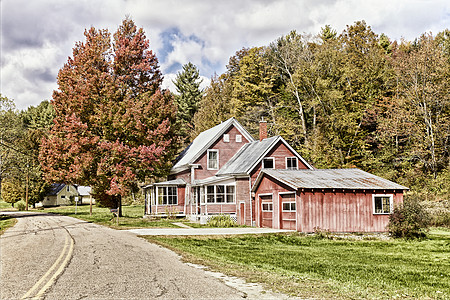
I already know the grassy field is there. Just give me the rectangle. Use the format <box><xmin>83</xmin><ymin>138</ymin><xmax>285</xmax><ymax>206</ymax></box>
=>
<box><xmin>146</xmin><ymin>229</ymin><xmax>450</xmax><ymax>299</ymax></box>
<box><xmin>0</xmin><ymin>215</ymin><xmax>17</xmax><ymax>235</ymax></box>
<box><xmin>42</xmin><ymin>204</ymin><xmax>188</xmax><ymax>229</ymax></box>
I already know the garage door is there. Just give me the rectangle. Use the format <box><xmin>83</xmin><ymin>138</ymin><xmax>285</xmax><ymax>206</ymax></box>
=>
<box><xmin>260</xmin><ymin>195</ymin><xmax>273</xmax><ymax>228</ymax></box>
<box><xmin>280</xmin><ymin>193</ymin><xmax>296</xmax><ymax>230</ymax></box>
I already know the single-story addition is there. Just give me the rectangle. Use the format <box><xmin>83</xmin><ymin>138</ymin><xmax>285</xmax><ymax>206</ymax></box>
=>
<box><xmin>252</xmin><ymin>169</ymin><xmax>408</xmax><ymax>232</ymax></box>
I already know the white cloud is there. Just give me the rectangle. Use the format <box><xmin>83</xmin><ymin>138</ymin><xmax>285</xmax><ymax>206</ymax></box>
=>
<box><xmin>1</xmin><ymin>0</ymin><xmax>449</xmax><ymax>110</ymax></box>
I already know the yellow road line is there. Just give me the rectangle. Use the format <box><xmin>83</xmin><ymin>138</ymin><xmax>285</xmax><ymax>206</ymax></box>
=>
<box><xmin>34</xmin><ymin>235</ymin><xmax>74</xmax><ymax>299</ymax></box>
<box><xmin>21</xmin><ymin>233</ymin><xmax>74</xmax><ymax>299</ymax></box>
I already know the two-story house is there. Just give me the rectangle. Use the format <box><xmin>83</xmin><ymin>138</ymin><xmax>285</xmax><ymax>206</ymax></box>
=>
<box><xmin>143</xmin><ymin>117</ymin><xmax>408</xmax><ymax>232</ymax></box>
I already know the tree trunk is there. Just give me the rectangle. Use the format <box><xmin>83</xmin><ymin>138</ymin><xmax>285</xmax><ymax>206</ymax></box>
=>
<box><xmin>118</xmin><ymin>195</ymin><xmax>123</xmax><ymax>217</ymax></box>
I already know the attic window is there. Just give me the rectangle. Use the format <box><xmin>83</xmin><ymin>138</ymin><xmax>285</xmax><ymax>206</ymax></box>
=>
<box><xmin>263</xmin><ymin>157</ymin><xmax>274</xmax><ymax>169</ymax></box>
<box><xmin>286</xmin><ymin>157</ymin><xmax>298</xmax><ymax>170</ymax></box>
<box><xmin>223</xmin><ymin>134</ymin><xmax>230</xmax><ymax>142</ymax></box>
<box><xmin>236</xmin><ymin>134</ymin><xmax>242</xmax><ymax>143</ymax></box>
<box><xmin>207</xmin><ymin>149</ymin><xmax>219</xmax><ymax>170</ymax></box>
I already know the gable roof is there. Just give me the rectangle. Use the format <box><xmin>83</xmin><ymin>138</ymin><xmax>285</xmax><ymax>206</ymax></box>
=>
<box><xmin>171</xmin><ymin>117</ymin><xmax>255</xmax><ymax>173</ymax></box>
<box><xmin>216</xmin><ymin>136</ymin><xmax>313</xmax><ymax>176</ymax></box>
<box><xmin>252</xmin><ymin>169</ymin><xmax>408</xmax><ymax>192</ymax></box>
<box><xmin>47</xmin><ymin>183</ymin><xmax>66</xmax><ymax>196</ymax></box>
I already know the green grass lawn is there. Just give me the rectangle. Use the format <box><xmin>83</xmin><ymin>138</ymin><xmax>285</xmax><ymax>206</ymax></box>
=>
<box><xmin>0</xmin><ymin>215</ymin><xmax>17</xmax><ymax>235</ymax></box>
<box><xmin>40</xmin><ymin>204</ymin><xmax>198</xmax><ymax>229</ymax></box>
<box><xmin>146</xmin><ymin>229</ymin><xmax>450</xmax><ymax>299</ymax></box>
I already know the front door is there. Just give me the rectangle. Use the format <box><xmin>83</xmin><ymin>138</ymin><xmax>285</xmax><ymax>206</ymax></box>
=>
<box><xmin>239</xmin><ymin>202</ymin><xmax>245</xmax><ymax>225</ymax></box>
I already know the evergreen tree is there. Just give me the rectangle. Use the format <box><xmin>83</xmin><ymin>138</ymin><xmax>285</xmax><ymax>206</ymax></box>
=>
<box><xmin>173</xmin><ymin>62</ymin><xmax>203</xmax><ymax>141</ymax></box>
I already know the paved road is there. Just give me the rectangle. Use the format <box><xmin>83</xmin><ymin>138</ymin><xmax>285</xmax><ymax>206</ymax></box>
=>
<box><xmin>0</xmin><ymin>212</ymin><xmax>269</xmax><ymax>299</ymax></box>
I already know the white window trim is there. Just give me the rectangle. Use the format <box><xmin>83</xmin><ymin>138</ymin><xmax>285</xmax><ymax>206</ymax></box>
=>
<box><xmin>223</xmin><ymin>134</ymin><xmax>230</xmax><ymax>142</ymax></box>
<box><xmin>282</xmin><ymin>201</ymin><xmax>296</xmax><ymax>212</ymax></box>
<box><xmin>262</xmin><ymin>202</ymin><xmax>273</xmax><ymax>212</ymax></box>
<box><xmin>207</xmin><ymin>149</ymin><xmax>219</xmax><ymax>170</ymax></box>
<box><xmin>285</xmin><ymin>157</ymin><xmax>298</xmax><ymax>170</ymax></box>
<box><xmin>157</xmin><ymin>186</ymin><xmax>178</xmax><ymax>205</ymax></box>
<box><xmin>372</xmin><ymin>194</ymin><xmax>393</xmax><ymax>215</ymax></box>
<box><xmin>262</xmin><ymin>157</ymin><xmax>275</xmax><ymax>169</ymax></box>
<box><xmin>236</xmin><ymin>134</ymin><xmax>242</xmax><ymax>143</ymax></box>
<box><xmin>206</xmin><ymin>184</ymin><xmax>236</xmax><ymax>204</ymax></box>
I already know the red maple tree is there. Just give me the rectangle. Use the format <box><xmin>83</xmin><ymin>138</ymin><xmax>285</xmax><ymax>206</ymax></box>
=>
<box><xmin>40</xmin><ymin>18</ymin><xmax>179</xmax><ymax>214</ymax></box>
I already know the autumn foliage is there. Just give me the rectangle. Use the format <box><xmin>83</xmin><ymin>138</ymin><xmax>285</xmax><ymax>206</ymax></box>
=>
<box><xmin>40</xmin><ymin>18</ymin><xmax>178</xmax><ymax>209</ymax></box>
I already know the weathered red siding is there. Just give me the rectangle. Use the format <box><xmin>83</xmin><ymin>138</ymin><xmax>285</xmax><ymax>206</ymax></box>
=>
<box><xmin>250</xmin><ymin>140</ymin><xmax>309</xmax><ymax>185</ymax></box>
<box><xmin>254</xmin><ymin>174</ymin><xmax>404</xmax><ymax>232</ymax></box>
<box><xmin>236</xmin><ymin>177</ymin><xmax>252</xmax><ymax>225</ymax></box>
<box><xmin>193</xmin><ymin>125</ymin><xmax>249</xmax><ymax>180</ymax></box>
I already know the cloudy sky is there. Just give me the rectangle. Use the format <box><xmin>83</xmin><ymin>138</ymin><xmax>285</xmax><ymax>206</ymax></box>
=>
<box><xmin>1</xmin><ymin>0</ymin><xmax>449</xmax><ymax>110</ymax></box>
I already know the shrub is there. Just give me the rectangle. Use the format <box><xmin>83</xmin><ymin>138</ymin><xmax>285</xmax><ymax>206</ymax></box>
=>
<box><xmin>388</xmin><ymin>195</ymin><xmax>430</xmax><ymax>238</ymax></box>
<box><xmin>207</xmin><ymin>214</ymin><xmax>237</xmax><ymax>227</ymax></box>
<box><xmin>16</xmin><ymin>201</ymin><xmax>26</xmax><ymax>211</ymax></box>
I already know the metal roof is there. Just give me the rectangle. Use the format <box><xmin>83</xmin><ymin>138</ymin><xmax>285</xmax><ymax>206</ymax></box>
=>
<box><xmin>171</xmin><ymin>117</ymin><xmax>255</xmax><ymax>173</ymax></box>
<box><xmin>217</xmin><ymin>136</ymin><xmax>313</xmax><ymax>176</ymax></box>
<box><xmin>253</xmin><ymin>169</ymin><xmax>408</xmax><ymax>191</ymax></box>
<box><xmin>77</xmin><ymin>186</ymin><xmax>91</xmax><ymax>196</ymax></box>
<box><xmin>192</xmin><ymin>175</ymin><xmax>234</xmax><ymax>186</ymax></box>
<box><xmin>216</xmin><ymin>136</ymin><xmax>280</xmax><ymax>176</ymax></box>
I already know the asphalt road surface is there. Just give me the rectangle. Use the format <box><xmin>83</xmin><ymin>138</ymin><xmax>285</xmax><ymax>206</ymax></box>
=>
<box><xmin>0</xmin><ymin>212</ymin><xmax>257</xmax><ymax>299</ymax></box>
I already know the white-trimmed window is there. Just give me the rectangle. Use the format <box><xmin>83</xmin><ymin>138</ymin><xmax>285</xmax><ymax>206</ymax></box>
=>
<box><xmin>286</xmin><ymin>157</ymin><xmax>298</xmax><ymax>170</ymax></box>
<box><xmin>223</xmin><ymin>134</ymin><xmax>230</xmax><ymax>142</ymax></box>
<box><xmin>262</xmin><ymin>202</ymin><xmax>273</xmax><ymax>212</ymax></box>
<box><xmin>373</xmin><ymin>195</ymin><xmax>393</xmax><ymax>214</ymax></box>
<box><xmin>158</xmin><ymin>186</ymin><xmax>178</xmax><ymax>205</ymax></box>
<box><xmin>262</xmin><ymin>157</ymin><xmax>275</xmax><ymax>169</ymax></box>
<box><xmin>206</xmin><ymin>185</ymin><xmax>235</xmax><ymax>203</ymax></box>
<box><xmin>236</xmin><ymin>134</ymin><xmax>242</xmax><ymax>143</ymax></box>
<box><xmin>282</xmin><ymin>202</ymin><xmax>296</xmax><ymax>211</ymax></box>
<box><xmin>207</xmin><ymin>149</ymin><xmax>219</xmax><ymax>170</ymax></box>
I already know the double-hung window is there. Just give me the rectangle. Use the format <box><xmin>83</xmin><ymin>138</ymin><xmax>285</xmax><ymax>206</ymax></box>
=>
<box><xmin>158</xmin><ymin>186</ymin><xmax>178</xmax><ymax>205</ymax></box>
<box><xmin>207</xmin><ymin>150</ymin><xmax>219</xmax><ymax>170</ymax></box>
<box><xmin>373</xmin><ymin>195</ymin><xmax>392</xmax><ymax>214</ymax></box>
<box><xmin>286</xmin><ymin>157</ymin><xmax>298</xmax><ymax>170</ymax></box>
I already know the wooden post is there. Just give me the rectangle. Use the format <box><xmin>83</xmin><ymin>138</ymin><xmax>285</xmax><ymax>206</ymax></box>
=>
<box><xmin>25</xmin><ymin>159</ymin><xmax>29</xmax><ymax>211</ymax></box>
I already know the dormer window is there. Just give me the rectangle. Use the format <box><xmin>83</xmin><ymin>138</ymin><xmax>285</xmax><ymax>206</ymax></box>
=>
<box><xmin>207</xmin><ymin>149</ymin><xmax>219</xmax><ymax>170</ymax></box>
<box><xmin>262</xmin><ymin>157</ymin><xmax>274</xmax><ymax>169</ymax></box>
<box><xmin>223</xmin><ymin>134</ymin><xmax>230</xmax><ymax>142</ymax></box>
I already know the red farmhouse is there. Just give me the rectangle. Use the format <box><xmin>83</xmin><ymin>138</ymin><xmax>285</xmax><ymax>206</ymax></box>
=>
<box><xmin>143</xmin><ymin>118</ymin><xmax>408</xmax><ymax>232</ymax></box>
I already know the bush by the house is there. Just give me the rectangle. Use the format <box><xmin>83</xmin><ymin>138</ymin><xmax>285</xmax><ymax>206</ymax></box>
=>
<box><xmin>207</xmin><ymin>215</ymin><xmax>238</xmax><ymax>227</ymax></box>
<box><xmin>388</xmin><ymin>195</ymin><xmax>430</xmax><ymax>238</ymax></box>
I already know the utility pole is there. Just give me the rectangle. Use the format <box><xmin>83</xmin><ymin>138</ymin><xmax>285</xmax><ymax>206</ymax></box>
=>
<box><xmin>25</xmin><ymin>159</ymin><xmax>29</xmax><ymax>211</ymax></box>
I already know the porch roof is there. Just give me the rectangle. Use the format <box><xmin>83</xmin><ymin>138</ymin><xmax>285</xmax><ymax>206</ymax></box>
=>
<box><xmin>192</xmin><ymin>175</ymin><xmax>234</xmax><ymax>186</ymax></box>
<box><xmin>252</xmin><ymin>169</ymin><xmax>409</xmax><ymax>192</ymax></box>
<box><xmin>142</xmin><ymin>178</ymin><xmax>186</xmax><ymax>189</ymax></box>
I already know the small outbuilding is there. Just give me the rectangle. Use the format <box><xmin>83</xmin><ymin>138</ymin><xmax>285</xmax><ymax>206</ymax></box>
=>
<box><xmin>252</xmin><ymin>169</ymin><xmax>408</xmax><ymax>232</ymax></box>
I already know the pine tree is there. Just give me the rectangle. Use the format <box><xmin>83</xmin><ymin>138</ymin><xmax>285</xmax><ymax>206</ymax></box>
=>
<box><xmin>172</xmin><ymin>62</ymin><xmax>203</xmax><ymax>141</ymax></box>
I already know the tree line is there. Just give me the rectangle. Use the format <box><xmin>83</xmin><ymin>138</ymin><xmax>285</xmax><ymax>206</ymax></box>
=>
<box><xmin>0</xmin><ymin>19</ymin><xmax>448</xmax><ymax>209</ymax></box>
<box><xmin>192</xmin><ymin>21</ymin><xmax>450</xmax><ymax>201</ymax></box>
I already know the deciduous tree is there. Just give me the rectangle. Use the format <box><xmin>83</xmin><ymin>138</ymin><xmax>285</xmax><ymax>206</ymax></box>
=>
<box><xmin>40</xmin><ymin>18</ymin><xmax>178</xmax><ymax>215</ymax></box>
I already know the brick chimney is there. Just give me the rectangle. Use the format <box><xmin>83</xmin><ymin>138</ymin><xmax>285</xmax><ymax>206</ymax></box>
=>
<box><xmin>259</xmin><ymin>120</ymin><xmax>267</xmax><ymax>141</ymax></box>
